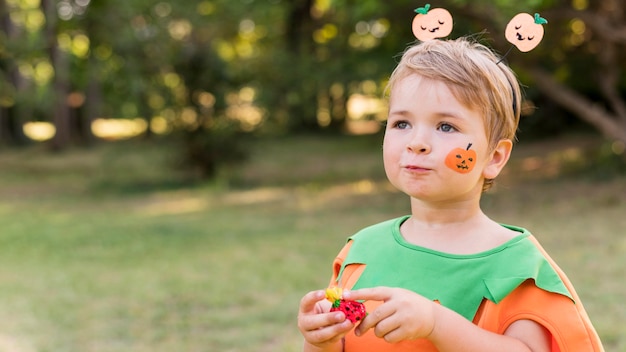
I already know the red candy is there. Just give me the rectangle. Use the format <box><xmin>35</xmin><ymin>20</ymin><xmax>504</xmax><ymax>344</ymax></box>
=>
<box><xmin>325</xmin><ymin>287</ymin><xmax>367</xmax><ymax>323</ymax></box>
<box><xmin>330</xmin><ymin>299</ymin><xmax>367</xmax><ymax>323</ymax></box>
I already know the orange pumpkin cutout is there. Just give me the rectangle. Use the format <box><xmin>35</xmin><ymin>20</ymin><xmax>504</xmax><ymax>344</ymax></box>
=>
<box><xmin>412</xmin><ymin>4</ymin><xmax>453</xmax><ymax>41</ymax></box>
<box><xmin>505</xmin><ymin>13</ymin><xmax>547</xmax><ymax>52</ymax></box>
<box><xmin>445</xmin><ymin>143</ymin><xmax>476</xmax><ymax>174</ymax></box>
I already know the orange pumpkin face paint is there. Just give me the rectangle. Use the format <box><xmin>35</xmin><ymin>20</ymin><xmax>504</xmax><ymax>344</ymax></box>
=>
<box><xmin>445</xmin><ymin>143</ymin><xmax>476</xmax><ymax>174</ymax></box>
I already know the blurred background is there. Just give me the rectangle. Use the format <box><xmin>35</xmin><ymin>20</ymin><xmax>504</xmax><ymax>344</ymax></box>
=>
<box><xmin>1</xmin><ymin>0</ymin><xmax>625</xmax><ymax>158</ymax></box>
<box><xmin>0</xmin><ymin>0</ymin><xmax>624</xmax><ymax>351</ymax></box>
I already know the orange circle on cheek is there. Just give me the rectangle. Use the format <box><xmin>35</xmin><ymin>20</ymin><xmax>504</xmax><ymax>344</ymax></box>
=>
<box><xmin>445</xmin><ymin>146</ymin><xmax>477</xmax><ymax>174</ymax></box>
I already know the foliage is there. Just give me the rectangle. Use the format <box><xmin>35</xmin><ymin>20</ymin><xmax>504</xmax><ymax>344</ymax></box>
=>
<box><xmin>0</xmin><ymin>0</ymin><xmax>625</xmax><ymax>176</ymax></box>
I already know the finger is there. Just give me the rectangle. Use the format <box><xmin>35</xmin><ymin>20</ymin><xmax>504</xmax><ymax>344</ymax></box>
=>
<box><xmin>299</xmin><ymin>290</ymin><xmax>325</xmax><ymax>314</ymax></box>
<box><xmin>373</xmin><ymin>315</ymin><xmax>401</xmax><ymax>340</ymax></box>
<box><xmin>299</xmin><ymin>311</ymin><xmax>346</xmax><ymax>332</ymax></box>
<box><xmin>304</xmin><ymin>318</ymin><xmax>354</xmax><ymax>344</ymax></box>
<box><xmin>344</xmin><ymin>287</ymin><xmax>392</xmax><ymax>302</ymax></box>
<box><xmin>355</xmin><ymin>301</ymin><xmax>396</xmax><ymax>337</ymax></box>
<box><xmin>380</xmin><ymin>325</ymin><xmax>405</xmax><ymax>343</ymax></box>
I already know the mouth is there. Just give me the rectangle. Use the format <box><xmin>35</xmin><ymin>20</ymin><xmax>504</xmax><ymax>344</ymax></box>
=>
<box><xmin>516</xmin><ymin>32</ymin><xmax>525</xmax><ymax>40</ymax></box>
<box><xmin>403</xmin><ymin>164</ymin><xmax>431</xmax><ymax>172</ymax></box>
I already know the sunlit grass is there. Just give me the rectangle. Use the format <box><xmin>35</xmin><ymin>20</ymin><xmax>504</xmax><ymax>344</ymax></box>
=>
<box><xmin>0</xmin><ymin>133</ymin><xmax>623</xmax><ymax>351</ymax></box>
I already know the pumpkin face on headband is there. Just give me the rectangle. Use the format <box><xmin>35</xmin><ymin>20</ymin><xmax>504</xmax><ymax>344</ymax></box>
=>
<box><xmin>412</xmin><ymin>4</ymin><xmax>453</xmax><ymax>41</ymax></box>
<box><xmin>505</xmin><ymin>13</ymin><xmax>548</xmax><ymax>52</ymax></box>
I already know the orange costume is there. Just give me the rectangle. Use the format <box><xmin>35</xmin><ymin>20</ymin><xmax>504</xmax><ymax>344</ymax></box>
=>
<box><xmin>330</xmin><ymin>216</ymin><xmax>604</xmax><ymax>351</ymax></box>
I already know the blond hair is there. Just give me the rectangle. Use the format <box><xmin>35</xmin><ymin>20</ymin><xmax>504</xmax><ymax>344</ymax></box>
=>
<box><xmin>386</xmin><ymin>38</ymin><xmax>522</xmax><ymax>190</ymax></box>
<box><xmin>387</xmin><ymin>38</ymin><xmax>521</xmax><ymax>146</ymax></box>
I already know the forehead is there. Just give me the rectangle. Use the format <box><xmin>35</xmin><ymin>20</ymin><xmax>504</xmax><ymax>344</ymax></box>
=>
<box><xmin>390</xmin><ymin>75</ymin><xmax>478</xmax><ymax>112</ymax></box>
<box><xmin>389</xmin><ymin>75</ymin><xmax>489</xmax><ymax>133</ymax></box>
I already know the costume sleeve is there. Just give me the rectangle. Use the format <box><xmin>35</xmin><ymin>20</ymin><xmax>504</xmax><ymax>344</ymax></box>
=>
<box><xmin>328</xmin><ymin>240</ymin><xmax>366</xmax><ymax>290</ymax></box>
<box><xmin>328</xmin><ymin>240</ymin><xmax>351</xmax><ymax>287</ymax></box>
<box><xmin>524</xmin><ymin>237</ymin><xmax>605</xmax><ymax>352</ymax></box>
<box><xmin>477</xmin><ymin>280</ymin><xmax>604</xmax><ymax>352</ymax></box>
<box><xmin>475</xmin><ymin>236</ymin><xmax>604</xmax><ymax>351</ymax></box>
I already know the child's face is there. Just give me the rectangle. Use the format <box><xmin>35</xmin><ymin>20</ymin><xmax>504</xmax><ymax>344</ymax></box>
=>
<box><xmin>383</xmin><ymin>74</ymin><xmax>502</xmax><ymax>202</ymax></box>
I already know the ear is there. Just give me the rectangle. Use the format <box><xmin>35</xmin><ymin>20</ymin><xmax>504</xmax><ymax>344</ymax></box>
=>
<box><xmin>483</xmin><ymin>139</ymin><xmax>513</xmax><ymax>180</ymax></box>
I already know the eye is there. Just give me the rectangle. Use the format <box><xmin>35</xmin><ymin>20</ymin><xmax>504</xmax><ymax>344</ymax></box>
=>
<box><xmin>394</xmin><ymin>120</ymin><xmax>410</xmax><ymax>130</ymax></box>
<box><xmin>528</xmin><ymin>36</ymin><xmax>535</xmax><ymax>40</ymax></box>
<box><xmin>515</xmin><ymin>25</ymin><xmax>521</xmax><ymax>30</ymax></box>
<box><xmin>420</xmin><ymin>26</ymin><xmax>427</xmax><ymax>30</ymax></box>
<box><xmin>438</xmin><ymin>20</ymin><xmax>444</xmax><ymax>25</ymax></box>
<box><xmin>438</xmin><ymin>123</ymin><xmax>456</xmax><ymax>133</ymax></box>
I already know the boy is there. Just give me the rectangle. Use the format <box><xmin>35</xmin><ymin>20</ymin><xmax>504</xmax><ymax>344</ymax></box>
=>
<box><xmin>297</xmin><ymin>38</ymin><xmax>603</xmax><ymax>352</ymax></box>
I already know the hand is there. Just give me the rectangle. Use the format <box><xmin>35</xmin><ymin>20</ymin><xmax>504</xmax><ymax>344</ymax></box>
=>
<box><xmin>297</xmin><ymin>290</ymin><xmax>355</xmax><ymax>349</ymax></box>
<box><xmin>344</xmin><ymin>287</ymin><xmax>437</xmax><ymax>343</ymax></box>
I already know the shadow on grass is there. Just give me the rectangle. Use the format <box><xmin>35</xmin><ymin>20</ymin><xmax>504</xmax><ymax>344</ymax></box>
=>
<box><xmin>500</xmin><ymin>134</ymin><xmax>626</xmax><ymax>185</ymax></box>
<box><xmin>89</xmin><ymin>177</ymin><xmax>203</xmax><ymax>196</ymax></box>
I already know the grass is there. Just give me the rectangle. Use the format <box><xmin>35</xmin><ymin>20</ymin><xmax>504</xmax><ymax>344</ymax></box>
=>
<box><xmin>0</xmin><ymin>133</ymin><xmax>624</xmax><ymax>351</ymax></box>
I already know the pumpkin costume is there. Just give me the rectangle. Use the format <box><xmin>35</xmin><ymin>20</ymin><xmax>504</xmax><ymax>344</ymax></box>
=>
<box><xmin>330</xmin><ymin>216</ymin><xmax>604</xmax><ymax>351</ymax></box>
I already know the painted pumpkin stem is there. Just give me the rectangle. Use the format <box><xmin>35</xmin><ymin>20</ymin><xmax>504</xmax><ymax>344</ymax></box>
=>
<box><xmin>534</xmin><ymin>13</ymin><xmax>548</xmax><ymax>25</ymax></box>
<box><xmin>414</xmin><ymin>4</ymin><xmax>431</xmax><ymax>15</ymax></box>
<box><xmin>466</xmin><ymin>143</ymin><xmax>472</xmax><ymax>150</ymax></box>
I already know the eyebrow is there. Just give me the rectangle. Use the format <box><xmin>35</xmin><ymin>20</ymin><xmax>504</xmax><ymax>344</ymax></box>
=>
<box><xmin>388</xmin><ymin>109</ymin><xmax>466</xmax><ymax>120</ymax></box>
<box><xmin>435</xmin><ymin>111</ymin><xmax>465</xmax><ymax>120</ymax></box>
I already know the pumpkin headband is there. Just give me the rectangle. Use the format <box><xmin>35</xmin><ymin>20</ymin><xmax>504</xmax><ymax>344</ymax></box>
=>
<box><xmin>411</xmin><ymin>4</ymin><xmax>548</xmax><ymax>116</ymax></box>
<box><xmin>411</xmin><ymin>4</ymin><xmax>548</xmax><ymax>54</ymax></box>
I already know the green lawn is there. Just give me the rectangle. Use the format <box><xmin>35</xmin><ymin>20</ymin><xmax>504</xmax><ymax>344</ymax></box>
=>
<box><xmin>0</xmin><ymin>134</ymin><xmax>624</xmax><ymax>351</ymax></box>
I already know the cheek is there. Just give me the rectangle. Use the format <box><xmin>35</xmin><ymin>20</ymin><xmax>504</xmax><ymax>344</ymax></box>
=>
<box><xmin>382</xmin><ymin>141</ymin><xmax>393</xmax><ymax>164</ymax></box>
<box><xmin>382</xmin><ymin>145</ymin><xmax>398</xmax><ymax>170</ymax></box>
<box><xmin>382</xmin><ymin>134</ymin><xmax>401</xmax><ymax>159</ymax></box>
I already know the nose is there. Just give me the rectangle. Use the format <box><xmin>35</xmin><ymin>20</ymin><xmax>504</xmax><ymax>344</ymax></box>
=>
<box><xmin>406</xmin><ymin>130</ymin><xmax>431</xmax><ymax>154</ymax></box>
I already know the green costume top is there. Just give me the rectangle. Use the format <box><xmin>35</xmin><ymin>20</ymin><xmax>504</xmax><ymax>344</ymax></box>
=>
<box><xmin>337</xmin><ymin>215</ymin><xmax>572</xmax><ymax>321</ymax></box>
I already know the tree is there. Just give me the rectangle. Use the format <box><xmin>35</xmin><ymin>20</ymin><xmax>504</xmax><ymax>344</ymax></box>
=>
<box><xmin>1</xmin><ymin>0</ymin><xmax>623</xmax><ymax>175</ymax></box>
<box><xmin>449</xmin><ymin>0</ymin><xmax>626</xmax><ymax>145</ymax></box>
<box><xmin>528</xmin><ymin>0</ymin><xmax>626</xmax><ymax>144</ymax></box>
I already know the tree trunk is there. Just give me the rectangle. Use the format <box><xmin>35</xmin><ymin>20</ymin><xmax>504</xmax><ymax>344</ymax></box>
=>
<box><xmin>82</xmin><ymin>54</ymin><xmax>101</xmax><ymax>146</ymax></box>
<box><xmin>41</xmin><ymin>0</ymin><xmax>72</xmax><ymax>150</ymax></box>
<box><xmin>284</xmin><ymin>0</ymin><xmax>320</xmax><ymax>132</ymax></box>
<box><xmin>0</xmin><ymin>0</ymin><xmax>28</xmax><ymax>145</ymax></box>
<box><xmin>528</xmin><ymin>68</ymin><xmax>626</xmax><ymax>144</ymax></box>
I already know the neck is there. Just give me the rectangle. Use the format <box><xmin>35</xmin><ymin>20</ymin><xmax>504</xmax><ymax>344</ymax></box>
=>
<box><xmin>408</xmin><ymin>196</ymin><xmax>483</xmax><ymax>228</ymax></box>
<box><xmin>401</xmin><ymin>196</ymin><xmax>503</xmax><ymax>253</ymax></box>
